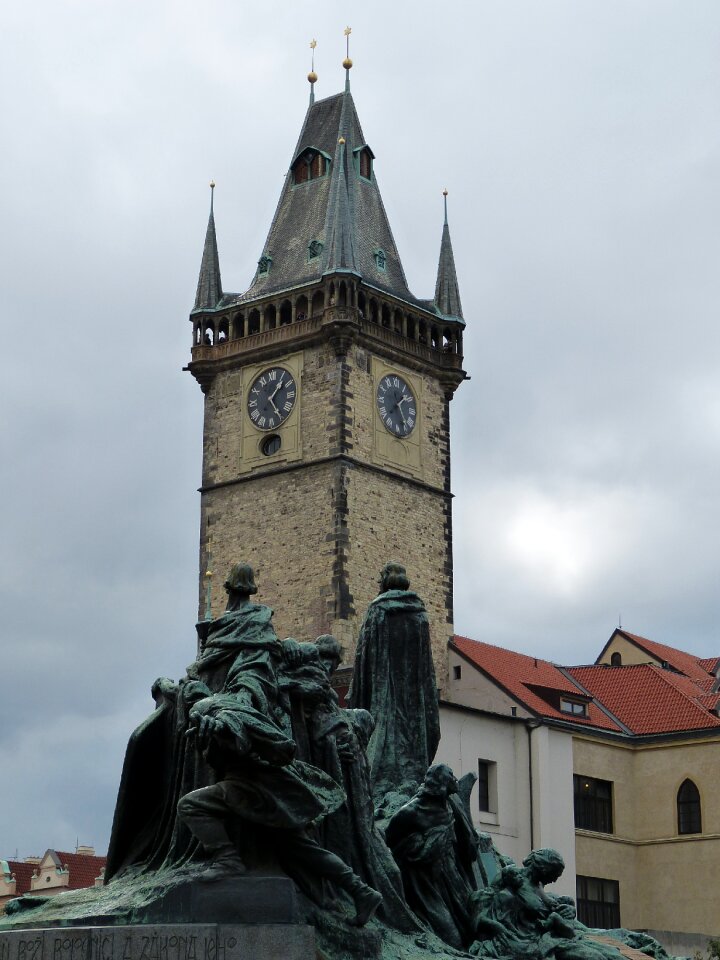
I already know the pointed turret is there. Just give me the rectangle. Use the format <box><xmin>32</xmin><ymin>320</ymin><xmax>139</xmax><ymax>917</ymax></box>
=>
<box><xmin>193</xmin><ymin>182</ymin><xmax>222</xmax><ymax>312</ymax></box>
<box><xmin>434</xmin><ymin>190</ymin><xmax>463</xmax><ymax>322</ymax></box>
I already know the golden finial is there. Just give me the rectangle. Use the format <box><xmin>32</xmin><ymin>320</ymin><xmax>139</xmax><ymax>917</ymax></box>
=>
<box><xmin>210</xmin><ymin>180</ymin><xmax>215</xmax><ymax>190</ymax></box>
<box><xmin>338</xmin><ymin>136</ymin><xmax>346</xmax><ymax>145</ymax></box>
<box><xmin>308</xmin><ymin>38</ymin><xmax>318</xmax><ymax>84</ymax></box>
<box><xmin>343</xmin><ymin>26</ymin><xmax>353</xmax><ymax>70</ymax></box>
<box><xmin>443</xmin><ymin>188</ymin><xmax>448</xmax><ymax>197</ymax></box>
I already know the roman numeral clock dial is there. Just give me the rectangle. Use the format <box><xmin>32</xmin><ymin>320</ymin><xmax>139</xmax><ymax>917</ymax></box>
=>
<box><xmin>246</xmin><ymin>366</ymin><xmax>297</xmax><ymax>431</ymax></box>
<box><xmin>376</xmin><ymin>374</ymin><xmax>417</xmax><ymax>438</ymax></box>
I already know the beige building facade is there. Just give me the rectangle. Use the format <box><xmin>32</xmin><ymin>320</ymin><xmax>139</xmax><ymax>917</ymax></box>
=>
<box><xmin>442</xmin><ymin>630</ymin><xmax>720</xmax><ymax>953</ymax></box>
<box><xmin>573</xmin><ymin>731</ymin><xmax>720</xmax><ymax>940</ymax></box>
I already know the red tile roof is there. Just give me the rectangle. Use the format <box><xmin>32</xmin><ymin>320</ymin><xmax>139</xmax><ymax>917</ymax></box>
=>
<box><xmin>3</xmin><ymin>861</ymin><xmax>35</xmax><ymax>895</ymax></box>
<box><xmin>452</xmin><ymin>635</ymin><xmax>622</xmax><ymax>732</ymax></box>
<box><xmin>2</xmin><ymin>851</ymin><xmax>105</xmax><ymax>896</ymax></box>
<box><xmin>568</xmin><ymin>664</ymin><xmax>720</xmax><ymax>735</ymax></box>
<box><xmin>453</xmin><ymin>630</ymin><xmax>720</xmax><ymax>739</ymax></box>
<box><xmin>698</xmin><ymin>656</ymin><xmax>720</xmax><ymax>674</ymax></box>
<box><xmin>612</xmin><ymin>631</ymin><xmax>714</xmax><ymax>682</ymax></box>
<box><xmin>54</xmin><ymin>851</ymin><xmax>106</xmax><ymax>890</ymax></box>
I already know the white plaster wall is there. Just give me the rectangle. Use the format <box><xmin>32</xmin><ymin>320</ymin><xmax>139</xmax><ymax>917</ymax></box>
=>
<box><xmin>446</xmin><ymin>649</ymin><xmax>533</xmax><ymax>719</ymax></box>
<box><xmin>437</xmin><ymin>704</ymin><xmax>532</xmax><ymax>867</ymax></box>
<box><xmin>438</xmin><ymin>705</ymin><xmax>577</xmax><ymax>898</ymax></box>
<box><xmin>529</xmin><ymin>724</ymin><xmax>576</xmax><ymax>898</ymax></box>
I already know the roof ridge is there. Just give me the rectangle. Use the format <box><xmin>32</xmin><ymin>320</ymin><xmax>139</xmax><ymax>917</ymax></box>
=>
<box><xmin>620</xmin><ymin>629</ymin><xmax>704</xmax><ymax>665</ymax></box>
<box><xmin>558</xmin><ymin>667</ymin><xmax>633</xmax><ymax>735</ymax></box>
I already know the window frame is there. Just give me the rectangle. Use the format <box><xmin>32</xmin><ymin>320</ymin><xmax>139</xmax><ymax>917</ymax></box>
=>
<box><xmin>576</xmin><ymin>875</ymin><xmax>620</xmax><ymax>928</ymax></box>
<box><xmin>477</xmin><ymin>759</ymin><xmax>498</xmax><ymax>816</ymax></box>
<box><xmin>560</xmin><ymin>698</ymin><xmax>588</xmax><ymax>717</ymax></box>
<box><xmin>573</xmin><ymin>774</ymin><xmax>614</xmax><ymax>834</ymax></box>
<box><xmin>677</xmin><ymin>779</ymin><xmax>702</xmax><ymax>835</ymax></box>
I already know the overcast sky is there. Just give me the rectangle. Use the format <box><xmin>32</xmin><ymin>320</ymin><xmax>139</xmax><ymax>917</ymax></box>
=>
<box><xmin>1</xmin><ymin>0</ymin><xmax>718</xmax><ymax>859</ymax></box>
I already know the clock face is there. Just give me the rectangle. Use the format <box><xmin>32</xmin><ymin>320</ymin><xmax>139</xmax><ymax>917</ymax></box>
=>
<box><xmin>376</xmin><ymin>373</ymin><xmax>417</xmax><ymax>438</ymax></box>
<box><xmin>247</xmin><ymin>366</ymin><xmax>297</xmax><ymax>431</ymax></box>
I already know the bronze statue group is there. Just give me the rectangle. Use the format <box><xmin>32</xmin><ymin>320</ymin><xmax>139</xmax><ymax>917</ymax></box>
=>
<box><xmin>100</xmin><ymin>561</ymin><xmax>673</xmax><ymax>960</ymax></box>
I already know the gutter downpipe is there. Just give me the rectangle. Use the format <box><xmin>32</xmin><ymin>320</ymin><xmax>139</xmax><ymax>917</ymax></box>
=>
<box><xmin>525</xmin><ymin>719</ymin><xmax>543</xmax><ymax>852</ymax></box>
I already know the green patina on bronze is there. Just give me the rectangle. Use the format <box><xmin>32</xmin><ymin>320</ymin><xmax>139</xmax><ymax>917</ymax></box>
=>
<box><xmin>349</xmin><ymin>561</ymin><xmax>441</xmax><ymax>801</ymax></box>
<box><xmin>0</xmin><ymin>563</ymin><xmax>685</xmax><ymax>960</ymax></box>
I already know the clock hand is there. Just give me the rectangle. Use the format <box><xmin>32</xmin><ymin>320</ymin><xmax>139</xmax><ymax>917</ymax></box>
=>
<box><xmin>269</xmin><ymin>379</ymin><xmax>284</xmax><ymax>401</ymax></box>
<box><xmin>268</xmin><ymin>397</ymin><xmax>281</xmax><ymax>418</ymax></box>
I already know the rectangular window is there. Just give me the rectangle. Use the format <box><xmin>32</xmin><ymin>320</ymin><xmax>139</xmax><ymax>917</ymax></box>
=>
<box><xmin>478</xmin><ymin>760</ymin><xmax>498</xmax><ymax>814</ymax></box>
<box><xmin>560</xmin><ymin>698</ymin><xmax>587</xmax><ymax>717</ymax></box>
<box><xmin>574</xmin><ymin>775</ymin><xmax>613</xmax><ymax>833</ymax></box>
<box><xmin>478</xmin><ymin>761</ymin><xmax>490</xmax><ymax>811</ymax></box>
<box><xmin>576</xmin><ymin>876</ymin><xmax>620</xmax><ymax>928</ymax></box>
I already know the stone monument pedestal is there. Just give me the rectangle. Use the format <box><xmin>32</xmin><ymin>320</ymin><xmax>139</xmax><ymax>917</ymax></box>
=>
<box><xmin>0</xmin><ymin>923</ymin><xmax>315</xmax><ymax>960</ymax></box>
<box><xmin>0</xmin><ymin>876</ymin><xmax>318</xmax><ymax>960</ymax></box>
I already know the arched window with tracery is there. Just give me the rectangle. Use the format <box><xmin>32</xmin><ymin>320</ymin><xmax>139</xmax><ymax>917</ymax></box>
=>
<box><xmin>677</xmin><ymin>779</ymin><xmax>701</xmax><ymax>834</ymax></box>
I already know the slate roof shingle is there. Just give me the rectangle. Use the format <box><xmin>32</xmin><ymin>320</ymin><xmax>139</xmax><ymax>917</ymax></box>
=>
<box><xmin>210</xmin><ymin>89</ymin><xmax>463</xmax><ymax>323</ymax></box>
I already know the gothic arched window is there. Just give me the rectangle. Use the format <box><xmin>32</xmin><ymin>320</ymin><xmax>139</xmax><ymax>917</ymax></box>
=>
<box><xmin>677</xmin><ymin>779</ymin><xmax>701</xmax><ymax>834</ymax></box>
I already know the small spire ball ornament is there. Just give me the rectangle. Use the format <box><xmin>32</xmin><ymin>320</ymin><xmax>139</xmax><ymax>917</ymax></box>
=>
<box><xmin>308</xmin><ymin>38</ymin><xmax>318</xmax><ymax>84</ymax></box>
<box><xmin>343</xmin><ymin>26</ymin><xmax>353</xmax><ymax>70</ymax></box>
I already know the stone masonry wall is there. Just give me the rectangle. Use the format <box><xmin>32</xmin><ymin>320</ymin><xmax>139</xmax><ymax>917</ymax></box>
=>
<box><xmin>341</xmin><ymin>464</ymin><xmax>454</xmax><ymax>688</ymax></box>
<box><xmin>200</xmin><ymin>460</ymin><xmax>336</xmax><ymax>641</ymax></box>
<box><xmin>197</xmin><ymin>333</ymin><xmax>454</xmax><ymax>685</ymax></box>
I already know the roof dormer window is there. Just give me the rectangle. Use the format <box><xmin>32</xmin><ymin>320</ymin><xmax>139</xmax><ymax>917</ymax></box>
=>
<box><xmin>257</xmin><ymin>254</ymin><xmax>272</xmax><ymax>276</ymax></box>
<box><xmin>292</xmin><ymin>147</ymin><xmax>330</xmax><ymax>185</ymax></box>
<box><xmin>373</xmin><ymin>248</ymin><xmax>386</xmax><ymax>272</ymax></box>
<box><xmin>353</xmin><ymin>145</ymin><xmax>375</xmax><ymax>181</ymax></box>
<box><xmin>560</xmin><ymin>698</ymin><xmax>588</xmax><ymax>717</ymax></box>
<box><xmin>308</xmin><ymin>239</ymin><xmax>324</xmax><ymax>261</ymax></box>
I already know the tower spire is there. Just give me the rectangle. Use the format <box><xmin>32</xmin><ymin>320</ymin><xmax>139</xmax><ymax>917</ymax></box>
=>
<box><xmin>343</xmin><ymin>26</ymin><xmax>352</xmax><ymax>92</ymax></box>
<box><xmin>193</xmin><ymin>181</ymin><xmax>222</xmax><ymax>312</ymax></box>
<box><xmin>308</xmin><ymin>39</ymin><xmax>317</xmax><ymax>106</ymax></box>
<box><xmin>434</xmin><ymin>189</ymin><xmax>463</xmax><ymax>321</ymax></box>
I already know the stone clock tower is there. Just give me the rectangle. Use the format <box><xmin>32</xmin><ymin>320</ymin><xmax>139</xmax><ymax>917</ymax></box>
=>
<box><xmin>187</xmin><ymin>64</ymin><xmax>466</xmax><ymax>683</ymax></box>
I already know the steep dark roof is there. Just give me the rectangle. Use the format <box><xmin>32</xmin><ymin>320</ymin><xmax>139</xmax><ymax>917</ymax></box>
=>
<box><xmin>224</xmin><ymin>90</ymin><xmax>443</xmax><ymax>312</ymax></box>
<box><xmin>434</xmin><ymin>198</ymin><xmax>463</xmax><ymax>322</ymax></box>
<box><xmin>193</xmin><ymin>190</ymin><xmax>222</xmax><ymax>312</ymax></box>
